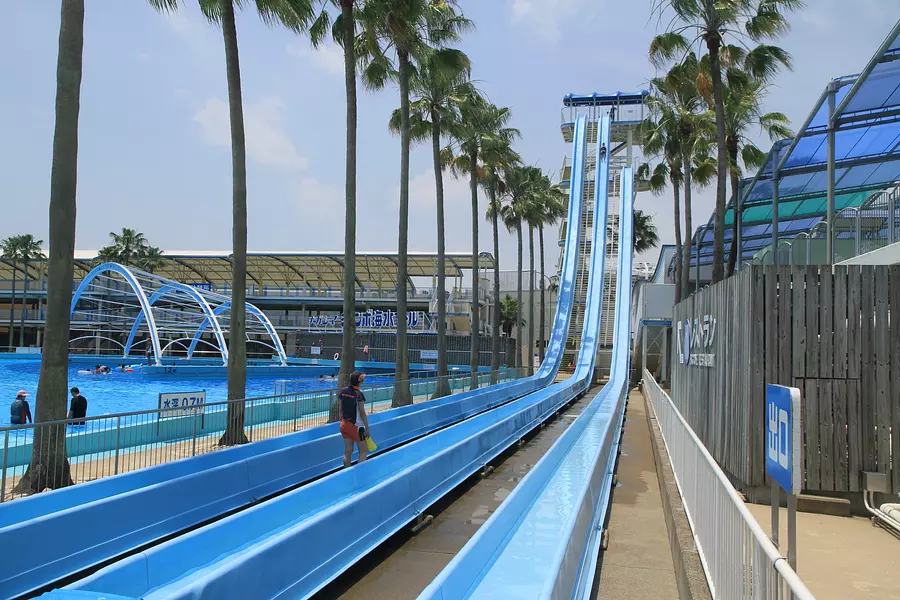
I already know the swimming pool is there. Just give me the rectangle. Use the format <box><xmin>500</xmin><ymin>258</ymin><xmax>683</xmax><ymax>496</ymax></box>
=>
<box><xmin>0</xmin><ymin>359</ymin><xmax>337</xmax><ymax>427</ymax></box>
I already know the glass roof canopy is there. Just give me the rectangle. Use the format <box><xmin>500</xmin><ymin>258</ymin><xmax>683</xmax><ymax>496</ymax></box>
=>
<box><xmin>689</xmin><ymin>20</ymin><xmax>900</xmax><ymax>266</ymax></box>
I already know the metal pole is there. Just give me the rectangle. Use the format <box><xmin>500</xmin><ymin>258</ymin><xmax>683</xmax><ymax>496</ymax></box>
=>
<box><xmin>1</xmin><ymin>429</ymin><xmax>8</xmax><ymax>503</ymax></box>
<box><xmin>192</xmin><ymin>413</ymin><xmax>198</xmax><ymax>457</ymax></box>
<box><xmin>788</xmin><ymin>493</ymin><xmax>799</xmax><ymax>572</ymax></box>
<box><xmin>832</xmin><ymin>18</ymin><xmax>900</xmax><ymax>120</ymax></box>
<box><xmin>827</xmin><ymin>86</ymin><xmax>837</xmax><ymax>264</ymax></box>
<box><xmin>771</xmin><ymin>482</ymin><xmax>780</xmax><ymax>549</ymax></box>
<box><xmin>855</xmin><ymin>209</ymin><xmax>862</xmax><ymax>257</ymax></box>
<box><xmin>114</xmin><ymin>416</ymin><xmax>121</xmax><ymax>475</ymax></box>
<box><xmin>642</xmin><ymin>327</ymin><xmax>648</xmax><ymax>380</ymax></box>
<box><xmin>891</xmin><ymin>192</ymin><xmax>896</xmax><ymax>245</ymax></box>
<box><xmin>772</xmin><ymin>170</ymin><xmax>780</xmax><ymax>265</ymax></box>
<box><xmin>695</xmin><ymin>226</ymin><xmax>703</xmax><ymax>294</ymax></box>
<box><xmin>736</xmin><ymin>179</ymin><xmax>745</xmax><ymax>272</ymax></box>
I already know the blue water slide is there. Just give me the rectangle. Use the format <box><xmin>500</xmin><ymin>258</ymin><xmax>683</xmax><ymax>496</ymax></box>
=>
<box><xmin>419</xmin><ymin>123</ymin><xmax>636</xmax><ymax>600</ymax></box>
<box><xmin>9</xmin><ymin>120</ymin><xmax>591</xmax><ymax>600</ymax></box>
<box><xmin>35</xmin><ymin>115</ymin><xmax>595</xmax><ymax>600</ymax></box>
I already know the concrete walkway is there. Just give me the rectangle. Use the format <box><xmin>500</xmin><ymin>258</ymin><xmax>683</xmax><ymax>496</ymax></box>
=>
<box><xmin>595</xmin><ymin>390</ymin><xmax>678</xmax><ymax>599</ymax></box>
<box><xmin>747</xmin><ymin>503</ymin><xmax>900</xmax><ymax>599</ymax></box>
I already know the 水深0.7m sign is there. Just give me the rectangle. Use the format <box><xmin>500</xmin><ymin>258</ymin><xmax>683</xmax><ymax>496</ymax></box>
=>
<box><xmin>158</xmin><ymin>391</ymin><xmax>206</xmax><ymax>419</ymax></box>
<box><xmin>675</xmin><ymin>315</ymin><xmax>717</xmax><ymax>368</ymax></box>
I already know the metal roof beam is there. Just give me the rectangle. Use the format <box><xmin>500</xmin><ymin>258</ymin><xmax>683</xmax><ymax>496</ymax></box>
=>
<box><xmin>833</xmin><ymin>19</ymin><xmax>900</xmax><ymax>121</ymax></box>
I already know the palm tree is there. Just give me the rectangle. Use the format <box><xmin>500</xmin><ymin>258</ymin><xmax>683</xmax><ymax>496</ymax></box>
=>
<box><xmin>535</xmin><ymin>176</ymin><xmax>566</xmax><ymax>364</ymax></box>
<box><xmin>151</xmin><ymin>0</ymin><xmax>311</xmax><ymax>444</ymax></box>
<box><xmin>499</xmin><ymin>295</ymin><xmax>522</xmax><ymax>337</ymax></box>
<box><xmin>721</xmin><ymin>63</ymin><xmax>792</xmax><ymax>276</ymax></box>
<box><xmin>645</xmin><ymin>54</ymin><xmax>712</xmax><ymax>298</ymax></box>
<box><xmin>520</xmin><ymin>166</ymin><xmax>545</xmax><ymax>375</ymax></box>
<box><xmin>15</xmin><ymin>0</ymin><xmax>83</xmax><ymax>494</ymax></box>
<box><xmin>1</xmin><ymin>236</ymin><xmax>20</xmax><ymax>352</ymax></box>
<box><xmin>391</xmin><ymin>48</ymin><xmax>470</xmax><ymax>398</ymax></box>
<box><xmin>499</xmin><ymin>163</ymin><xmax>530</xmax><ymax>368</ymax></box>
<box><xmin>365</xmin><ymin>0</ymin><xmax>470</xmax><ymax>406</ymax></box>
<box><xmin>97</xmin><ymin>228</ymin><xmax>163</xmax><ymax>271</ymax></box>
<box><xmin>640</xmin><ymin>108</ymin><xmax>684</xmax><ymax>301</ymax></box>
<box><xmin>633</xmin><ymin>210</ymin><xmax>660</xmax><ymax>253</ymax></box>
<box><xmin>481</xmin><ymin>146</ymin><xmax>519</xmax><ymax>378</ymax></box>
<box><xmin>2</xmin><ymin>235</ymin><xmax>46</xmax><ymax>351</ymax></box>
<box><xmin>448</xmin><ymin>93</ymin><xmax>519</xmax><ymax>386</ymax></box>
<box><xmin>650</xmin><ymin>0</ymin><xmax>800</xmax><ymax>282</ymax></box>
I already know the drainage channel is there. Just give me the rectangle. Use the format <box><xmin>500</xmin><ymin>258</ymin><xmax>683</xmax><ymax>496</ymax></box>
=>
<box><xmin>314</xmin><ymin>386</ymin><xmax>603</xmax><ymax>600</ymax></box>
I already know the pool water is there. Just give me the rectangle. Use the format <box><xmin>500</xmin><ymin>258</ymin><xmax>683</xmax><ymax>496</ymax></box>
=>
<box><xmin>0</xmin><ymin>359</ymin><xmax>337</xmax><ymax>427</ymax></box>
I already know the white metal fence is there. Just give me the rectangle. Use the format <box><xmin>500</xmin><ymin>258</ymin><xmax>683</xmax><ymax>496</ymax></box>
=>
<box><xmin>642</xmin><ymin>369</ymin><xmax>815</xmax><ymax>600</ymax></box>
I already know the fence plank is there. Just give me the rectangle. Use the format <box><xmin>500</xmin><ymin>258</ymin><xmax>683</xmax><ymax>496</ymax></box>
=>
<box><xmin>778</xmin><ymin>265</ymin><xmax>792</xmax><ymax>386</ymax></box>
<box><xmin>819</xmin><ymin>379</ymin><xmax>834</xmax><ymax>491</ymax></box>
<box><xmin>793</xmin><ymin>266</ymin><xmax>806</xmax><ymax>378</ymax></box>
<box><xmin>805</xmin><ymin>379</ymin><xmax>820</xmax><ymax>490</ymax></box>
<box><xmin>860</xmin><ymin>266</ymin><xmax>876</xmax><ymax>472</ymax></box>
<box><xmin>848</xmin><ymin>378</ymin><xmax>861</xmax><ymax>492</ymax></box>
<box><xmin>766</xmin><ymin>268</ymin><xmax>778</xmax><ymax>386</ymax></box>
<box><xmin>750</xmin><ymin>267</ymin><xmax>767</xmax><ymax>487</ymax></box>
<box><xmin>820</xmin><ymin>266</ymin><xmax>834</xmax><ymax>379</ymax></box>
<box><xmin>806</xmin><ymin>266</ymin><xmax>821</xmax><ymax>379</ymax></box>
<box><xmin>891</xmin><ymin>266</ymin><xmax>900</xmax><ymax>494</ymax></box>
<box><xmin>875</xmin><ymin>266</ymin><xmax>891</xmax><ymax>476</ymax></box>
<box><xmin>833</xmin><ymin>379</ymin><xmax>849</xmax><ymax>492</ymax></box>
<box><xmin>848</xmin><ymin>266</ymin><xmax>861</xmax><ymax>380</ymax></box>
<box><xmin>834</xmin><ymin>267</ymin><xmax>848</xmax><ymax>379</ymax></box>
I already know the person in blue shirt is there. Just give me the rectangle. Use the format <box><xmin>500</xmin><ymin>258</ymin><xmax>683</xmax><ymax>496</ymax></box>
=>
<box><xmin>10</xmin><ymin>390</ymin><xmax>32</xmax><ymax>425</ymax></box>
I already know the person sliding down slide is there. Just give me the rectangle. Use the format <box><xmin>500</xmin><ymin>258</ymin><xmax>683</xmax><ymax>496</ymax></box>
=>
<box><xmin>338</xmin><ymin>371</ymin><xmax>371</xmax><ymax>468</ymax></box>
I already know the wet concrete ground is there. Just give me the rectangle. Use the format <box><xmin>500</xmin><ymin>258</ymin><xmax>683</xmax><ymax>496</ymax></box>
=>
<box><xmin>314</xmin><ymin>390</ymin><xmax>598</xmax><ymax>600</ymax></box>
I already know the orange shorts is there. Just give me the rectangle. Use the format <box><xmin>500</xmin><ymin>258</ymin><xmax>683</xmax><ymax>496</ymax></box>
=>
<box><xmin>340</xmin><ymin>419</ymin><xmax>366</xmax><ymax>442</ymax></box>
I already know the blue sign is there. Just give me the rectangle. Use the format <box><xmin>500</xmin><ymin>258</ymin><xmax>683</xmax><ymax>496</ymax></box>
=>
<box><xmin>159</xmin><ymin>391</ymin><xmax>207</xmax><ymax>419</ymax></box>
<box><xmin>766</xmin><ymin>384</ymin><xmax>802</xmax><ymax>494</ymax></box>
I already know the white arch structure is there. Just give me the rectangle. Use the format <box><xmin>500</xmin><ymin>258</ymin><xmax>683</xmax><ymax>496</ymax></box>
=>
<box><xmin>70</xmin><ymin>262</ymin><xmax>287</xmax><ymax>365</ymax></box>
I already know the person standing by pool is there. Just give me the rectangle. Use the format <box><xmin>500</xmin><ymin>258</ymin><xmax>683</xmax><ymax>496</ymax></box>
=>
<box><xmin>10</xmin><ymin>390</ymin><xmax>32</xmax><ymax>425</ymax></box>
<box><xmin>339</xmin><ymin>371</ymin><xmax>370</xmax><ymax>468</ymax></box>
<box><xmin>68</xmin><ymin>387</ymin><xmax>88</xmax><ymax>425</ymax></box>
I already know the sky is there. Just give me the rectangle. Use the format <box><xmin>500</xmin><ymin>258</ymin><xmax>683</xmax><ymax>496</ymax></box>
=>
<box><xmin>0</xmin><ymin>0</ymin><xmax>897</xmax><ymax>275</ymax></box>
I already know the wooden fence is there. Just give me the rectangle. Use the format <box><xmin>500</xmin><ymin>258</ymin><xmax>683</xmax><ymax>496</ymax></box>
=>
<box><xmin>671</xmin><ymin>265</ymin><xmax>899</xmax><ymax>495</ymax></box>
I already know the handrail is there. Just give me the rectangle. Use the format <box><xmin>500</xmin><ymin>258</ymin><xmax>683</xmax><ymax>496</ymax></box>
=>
<box><xmin>642</xmin><ymin>370</ymin><xmax>815</xmax><ymax>600</ymax></box>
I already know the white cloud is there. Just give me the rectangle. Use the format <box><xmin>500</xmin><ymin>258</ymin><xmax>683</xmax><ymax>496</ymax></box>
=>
<box><xmin>287</xmin><ymin>41</ymin><xmax>344</xmax><ymax>75</ymax></box>
<box><xmin>194</xmin><ymin>96</ymin><xmax>308</xmax><ymax>170</ymax></box>
<box><xmin>510</xmin><ymin>0</ymin><xmax>586</xmax><ymax>42</ymax></box>
<box><xmin>294</xmin><ymin>177</ymin><xmax>342</xmax><ymax>210</ymax></box>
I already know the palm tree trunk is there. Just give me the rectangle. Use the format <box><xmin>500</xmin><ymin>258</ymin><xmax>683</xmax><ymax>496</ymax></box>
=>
<box><xmin>8</xmin><ymin>261</ymin><xmax>16</xmax><ymax>352</ymax></box>
<box><xmin>538</xmin><ymin>226</ymin><xmax>546</xmax><ymax>365</ymax></box>
<box><xmin>681</xmin><ymin>150</ymin><xmax>693</xmax><ymax>299</ymax></box>
<box><xmin>337</xmin><ymin>0</ymin><xmax>358</xmax><ymax>401</ymax></box>
<box><xmin>469</xmin><ymin>152</ymin><xmax>479</xmax><ymax>390</ymax></box>
<box><xmin>726</xmin><ymin>147</ymin><xmax>740</xmax><ymax>277</ymax></box>
<box><xmin>20</xmin><ymin>260</ymin><xmax>29</xmax><ymax>347</ymax></box>
<box><xmin>219</xmin><ymin>0</ymin><xmax>249</xmax><ymax>446</ymax></box>
<box><xmin>393</xmin><ymin>50</ymin><xmax>412</xmax><ymax>407</ymax></box>
<box><xmin>671</xmin><ymin>170</ymin><xmax>683</xmax><ymax>304</ymax></box>
<box><xmin>708</xmin><ymin>39</ymin><xmax>728</xmax><ymax>284</ymax></box>
<box><xmin>516</xmin><ymin>223</ymin><xmax>523</xmax><ymax>369</ymax></box>
<box><xmin>432</xmin><ymin>113</ymin><xmax>451</xmax><ymax>398</ymax></box>
<box><xmin>490</xmin><ymin>190</ymin><xmax>501</xmax><ymax>383</ymax></box>
<box><xmin>15</xmin><ymin>0</ymin><xmax>82</xmax><ymax>494</ymax></box>
<box><xmin>527</xmin><ymin>225</ymin><xmax>535</xmax><ymax>376</ymax></box>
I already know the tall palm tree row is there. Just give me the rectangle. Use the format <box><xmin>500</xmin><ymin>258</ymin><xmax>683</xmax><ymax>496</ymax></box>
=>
<box><xmin>446</xmin><ymin>92</ymin><xmax>519</xmax><ymax>387</ymax></box>
<box><xmin>364</xmin><ymin>0</ymin><xmax>471</xmax><ymax>405</ymax></box>
<box><xmin>650</xmin><ymin>0</ymin><xmax>800</xmax><ymax>283</ymax></box>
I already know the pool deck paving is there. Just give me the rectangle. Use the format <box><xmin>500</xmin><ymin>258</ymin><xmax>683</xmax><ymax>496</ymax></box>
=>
<box><xmin>747</xmin><ymin>502</ymin><xmax>900</xmax><ymax>599</ymax></box>
<box><xmin>595</xmin><ymin>390</ymin><xmax>679</xmax><ymax>599</ymax></box>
